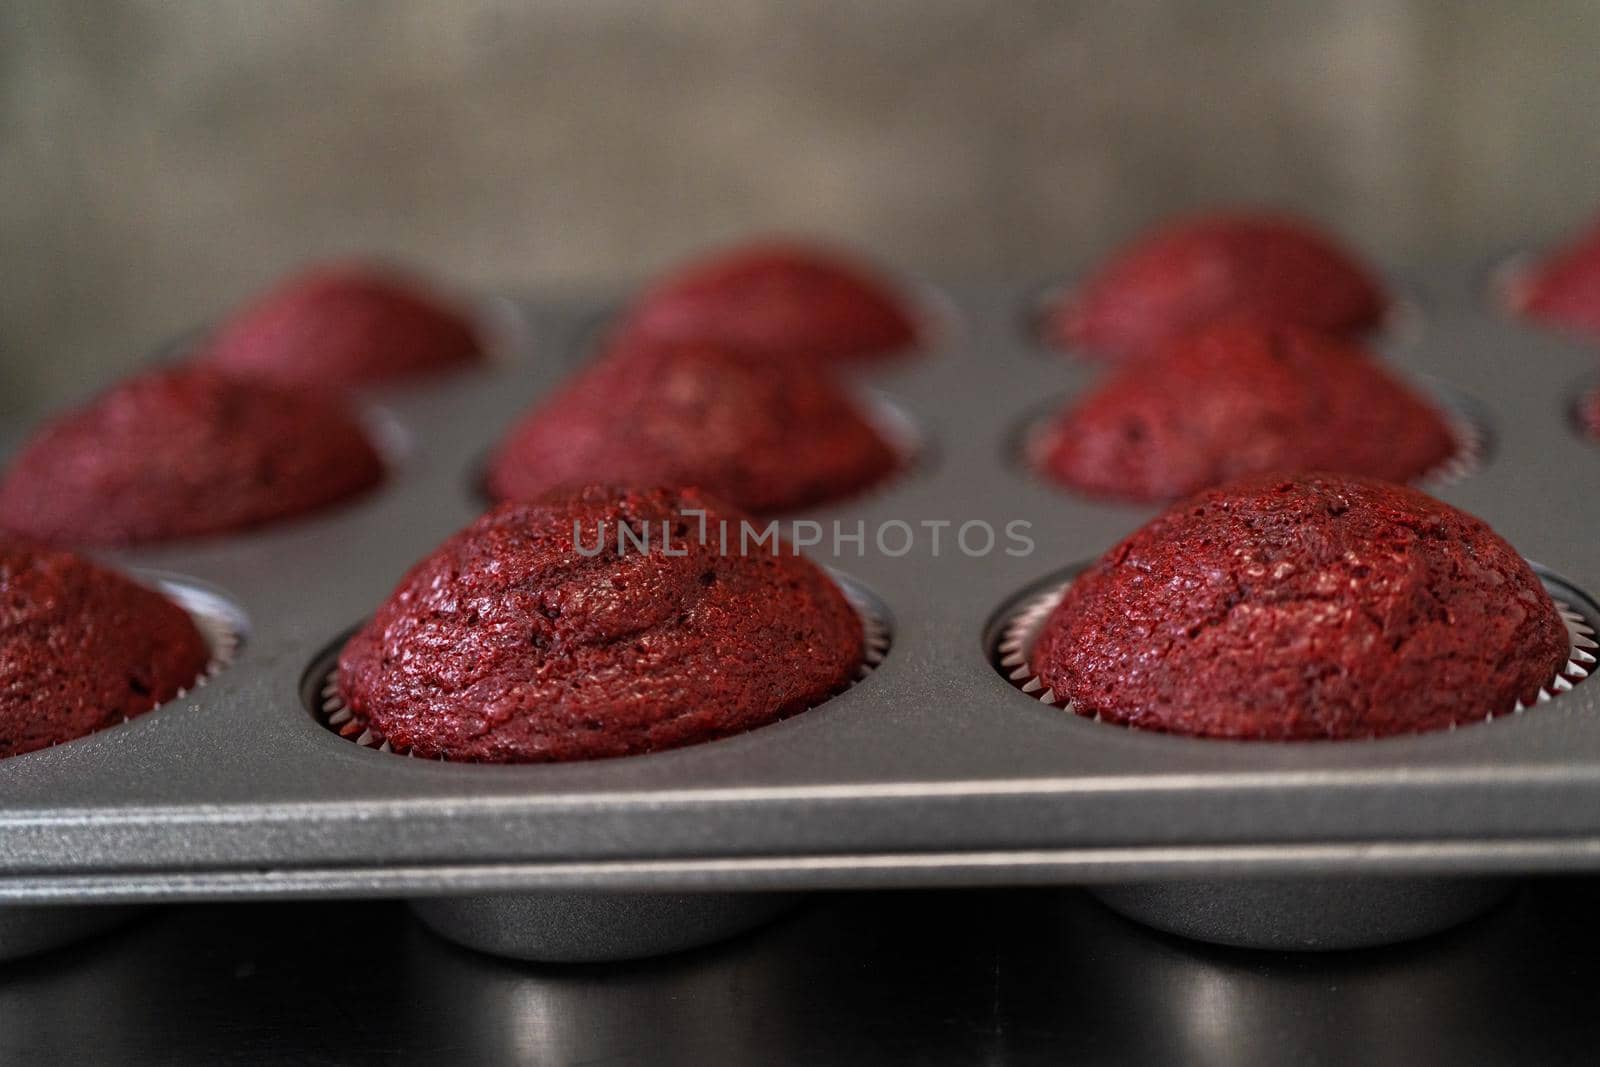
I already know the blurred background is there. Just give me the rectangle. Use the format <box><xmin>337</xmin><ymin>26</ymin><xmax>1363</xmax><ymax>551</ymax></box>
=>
<box><xmin>5</xmin><ymin>0</ymin><xmax>1599</xmax><ymax>417</ymax></box>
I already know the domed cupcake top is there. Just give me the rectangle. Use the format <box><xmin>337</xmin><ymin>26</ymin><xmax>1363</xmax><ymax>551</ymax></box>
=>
<box><xmin>0</xmin><ymin>365</ymin><xmax>385</xmax><ymax>545</ymax></box>
<box><xmin>1043</xmin><ymin>213</ymin><xmax>1387</xmax><ymax>360</ymax></box>
<box><xmin>1</xmin><ymin>536</ymin><xmax>211</xmax><ymax>759</ymax></box>
<box><xmin>336</xmin><ymin>486</ymin><xmax>865</xmax><ymax>763</ymax></box>
<box><xmin>1036</xmin><ymin>318</ymin><xmax>1458</xmax><ymax>501</ymax></box>
<box><xmin>615</xmin><ymin>240</ymin><xmax>920</xmax><ymax>364</ymax></box>
<box><xmin>486</xmin><ymin>337</ymin><xmax>900</xmax><ymax>514</ymax></box>
<box><xmin>198</xmin><ymin>262</ymin><xmax>482</xmax><ymax>387</ymax></box>
<box><xmin>1506</xmin><ymin>215</ymin><xmax>1600</xmax><ymax>342</ymax></box>
<box><xmin>1030</xmin><ymin>473</ymin><xmax>1569</xmax><ymax>740</ymax></box>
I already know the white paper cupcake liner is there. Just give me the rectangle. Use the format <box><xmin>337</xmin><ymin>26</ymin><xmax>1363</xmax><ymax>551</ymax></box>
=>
<box><xmin>143</xmin><ymin>576</ymin><xmax>246</xmax><ymax>706</ymax></box>
<box><xmin>996</xmin><ymin>576</ymin><xmax>1597</xmax><ymax>728</ymax></box>
<box><xmin>1417</xmin><ymin>398</ymin><xmax>1487</xmax><ymax>491</ymax></box>
<box><xmin>318</xmin><ymin>582</ymin><xmax>890</xmax><ymax>757</ymax></box>
<box><xmin>357</xmin><ymin>402</ymin><xmax>414</xmax><ymax>470</ymax></box>
<box><xmin>864</xmin><ymin>391</ymin><xmax>927</xmax><ymax>486</ymax></box>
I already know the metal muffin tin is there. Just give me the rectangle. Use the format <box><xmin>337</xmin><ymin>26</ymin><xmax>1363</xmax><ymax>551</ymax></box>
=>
<box><xmin>3</xmin><ymin>263</ymin><xmax>1599</xmax><ymax>960</ymax></box>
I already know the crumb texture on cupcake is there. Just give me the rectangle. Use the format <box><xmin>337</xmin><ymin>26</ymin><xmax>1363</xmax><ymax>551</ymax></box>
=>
<box><xmin>486</xmin><ymin>337</ymin><xmax>900</xmax><ymax>514</ymax></box>
<box><xmin>1</xmin><ymin>536</ymin><xmax>210</xmax><ymax>759</ymax></box>
<box><xmin>1037</xmin><ymin>318</ymin><xmax>1458</xmax><ymax>501</ymax></box>
<box><xmin>337</xmin><ymin>486</ymin><xmax>864</xmax><ymax>763</ymax></box>
<box><xmin>615</xmin><ymin>240</ymin><xmax>919</xmax><ymax>363</ymax></box>
<box><xmin>0</xmin><ymin>366</ymin><xmax>385</xmax><ymax>545</ymax></box>
<box><xmin>1044</xmin><ymin>213</ymin><xmax>1387</xmax><ymax>359</ymax></box>
<box><xmin>199</xmin><ymin>262</ymin><xmax>482</xmax><ymax>387</ymax></box>
<box><xmin>1030</xmin><ymin>473</ymin><xmax>1569</xmax><ymax>740</ymax></box>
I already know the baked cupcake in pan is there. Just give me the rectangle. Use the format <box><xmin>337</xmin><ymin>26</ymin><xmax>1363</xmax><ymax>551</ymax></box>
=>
<box><xmin>0</xmin><ymin>536</ymin><xmax>211</xmax><ymax>759</ymax></box>
<box><xmin>198</xmin><ymin>261</ymin><xmax>482</xmax><ymax>387</ymax></box>
<box><xmin>1042</xmin><ymin>212</ymin><xmax>1388</xmax><ymax>360</ymax></box>
<box><xmin>1033</xmin><ymin>318</ymin><xmax>1460</xmax><ymax>502</ymax></box>
<box><xmin>336</xmin><ymin>486</ymin><xmax>865</xmax><ymax>763</ymax></box>
<box><xmin>614</xmin><ymin>239</ymin><xmax>920</xmax><ymax>364</ymax></box>
<box><xmin>0</xmin><ymin>365</ymin><xmax>385</xmax><ymax>545</ymax></box>
<box><xmin>1027</xmin><ymin>473</ymin><xmax>1570</xmax><ymax>740</ymax></box>
<box><xmin>1504</xmin><ymin>214</ymin><xmax>1600</xmax><ymax>343</ymax></box>
<box><xmin>486</xmin><ymin>336</ymin><xmax>901</xmax><ymax>514</ymax></box>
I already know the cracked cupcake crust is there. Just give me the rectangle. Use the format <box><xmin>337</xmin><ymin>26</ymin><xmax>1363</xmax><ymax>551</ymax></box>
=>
<box><xmin>337</xmin><ymin>485</ymin><xmax>864</xmax><ymax>763</ymax></box>
<box><xmin>1030</xmin><ymin>473</ymin><xmax>1569</xmax><ymax>740</ymax></box>
<box><xmin>1</xmin><ymin>536</ymin><xmax>211</xmax><ymax>759</ymax></box>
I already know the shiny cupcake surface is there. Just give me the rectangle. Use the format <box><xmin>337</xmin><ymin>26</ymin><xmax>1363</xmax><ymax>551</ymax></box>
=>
<box><xmin>1030</xmin><ymin>473</ymin><xmax>1569</xmax><ymax>740</ymax></box>
<box><xmin>336</xmin><ymin>486</ymin><xmax>864</xmax><ymax>763</ymax></box>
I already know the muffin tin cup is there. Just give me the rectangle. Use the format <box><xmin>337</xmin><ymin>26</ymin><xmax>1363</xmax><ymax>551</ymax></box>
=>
<box><xmin>410</xmin><ymin>890</ymin><xmax>802</xmax><ymax>963</ymax></box>
<box><xmin>1092</xmin><ymin>877</ymin><xmax>1511</xmax><ymax>951</ymax></box>
<box><xmin>306</xmin><ymin>582</ymin><xmax>883</xmax><ymax>960</ymax></box>
<box><xmin>994</xmin><ymin>571</ymin><xmax>1595</xmax><ymax>948</ymax></box>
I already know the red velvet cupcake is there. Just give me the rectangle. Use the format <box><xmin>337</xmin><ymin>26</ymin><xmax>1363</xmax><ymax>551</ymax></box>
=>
<box><xmin>198</xmin><ymin>262</ymin><xmax>482</xmax><ymax>387</ymax></box>
<box><xmin>336</xmin><ymin>486</ymin><xmax>865</xmax><ymax>763</ymax></box>
<box><xmin>1043</xmin><ymin>213</ymin><xmax>1388</xmax><ymax>360</ymax></box>
<box><xmin>615</xmin><ymin>240</ymin><xmax>920</xmax><ymax>364</ymax></box>
<box><xmin>1</xmin><ymin>536</ymin><xmax>211</xmax><ymax>758</ymax></box>
<box><xmin>1507</xmin><ymin>216</ymin><xmax>1600</xmax><ymax>342</ymax></box>
<box><xmin>1035</xmin><ymin>318</ymin><xmax>1459</xmax><ymax>501</ymax></box>
<box><xmin>1028</xmin><ymin>473</ymin><xmax>1569</xmax><ymax>740</ymax></box>
<box><xmin>486</xmin><ymin>337</ymin><xmax>900</xmax><ymax>514</ymax></box>
<box><xmin>0</xmin><ymin>366</ymin><xmax>385</xmax><ymax>545</ymax></box>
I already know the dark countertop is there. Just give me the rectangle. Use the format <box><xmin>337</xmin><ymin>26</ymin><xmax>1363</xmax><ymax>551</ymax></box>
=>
<box><xmin>3</xmin><ymin>880</ymin><xmax>1597</xmax><ymax>1065</ymax></box>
